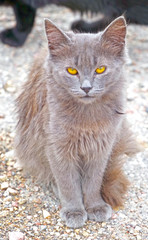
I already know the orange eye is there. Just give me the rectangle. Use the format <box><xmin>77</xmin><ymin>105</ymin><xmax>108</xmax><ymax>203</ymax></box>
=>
<box><xmin>95</xmin><ymin>66</ymin><xmax>106</xmax><ymax>74</ymax></box>
<box><xmin>67</xmin><ymin>67</ymin><xmax>78</xmax><ymax>75</ymax></box>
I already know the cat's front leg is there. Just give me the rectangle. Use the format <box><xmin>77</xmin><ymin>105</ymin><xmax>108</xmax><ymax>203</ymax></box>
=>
<box><xmin>82</xmin><ymin>160</ymin><xmax>112</xmax><ymax>222</ymax></box>
<box><xmin>48</xmin><ymin>148</ymin><xmax>87</xmax><ymax>228</ymax></box>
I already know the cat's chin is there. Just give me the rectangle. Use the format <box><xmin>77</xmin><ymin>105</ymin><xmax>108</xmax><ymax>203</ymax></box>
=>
<box><xmin>78</xmin><ymin>96</ymin><xmax>96</xmax><ymax>104</ymax></box>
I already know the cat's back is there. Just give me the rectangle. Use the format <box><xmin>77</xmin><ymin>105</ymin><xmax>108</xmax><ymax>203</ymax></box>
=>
<box><xmin>16</xmin><ymin>49</ymin><xmax>48</xmax><ymax>133</ymax></box>
<box><xmin>15</xmin><ymin>49</ymin><xmax>52</xmax><ymax>182</ymax></box>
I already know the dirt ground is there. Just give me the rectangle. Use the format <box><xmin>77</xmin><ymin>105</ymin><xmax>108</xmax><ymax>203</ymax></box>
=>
<box><xmin>0</xmin><ymin>4</ymin><xmax>148</xmax><ymax>240</ymax></box>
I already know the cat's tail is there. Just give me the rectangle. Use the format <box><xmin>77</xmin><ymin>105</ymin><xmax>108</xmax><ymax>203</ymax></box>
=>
<box><xmin>101</xmin><ymin>120</ymin><xmax>141</xmax><ymax>208</ymax></box>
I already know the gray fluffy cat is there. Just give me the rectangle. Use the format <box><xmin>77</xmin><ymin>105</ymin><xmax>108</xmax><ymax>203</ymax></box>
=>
<box><xmin>15</xmin><ymin>16</ymin><xmax>139</xmax><ymax>228</ymax></box>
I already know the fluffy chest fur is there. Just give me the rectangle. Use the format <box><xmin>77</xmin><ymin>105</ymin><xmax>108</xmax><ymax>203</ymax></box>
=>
<box><xmin>46</xmin><ymin>82</ymin><xmax>123</xmax><ymax>164</ymax></box>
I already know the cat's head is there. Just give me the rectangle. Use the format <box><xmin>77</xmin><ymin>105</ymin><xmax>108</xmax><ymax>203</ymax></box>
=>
<box><xmin>45</xmin><ymin>16</ymin><xmax>127</xmax><ymax>103</ymax></box>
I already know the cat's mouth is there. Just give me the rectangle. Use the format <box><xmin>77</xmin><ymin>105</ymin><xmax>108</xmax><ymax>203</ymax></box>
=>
<box><xmin>81</xmin><ymin>95</ymin><xmax>94</xmax><ymax>98</ymax></box>
<box><xmin>79</xmin><ymin>91</ymin><xmax>104</xmax><ymax>102</ymax></box>
<box><xmin>79</xmin><ymin>94</ymin><xmax>96</xmax><ymax>103</ymax></box>
<box><xmin>81</xmin><ymin>89</ymin><xmax>104</xmax><ymax>99</ymax></box>
<box><xmin>83</xmin><ymin>95</ymin><xmax>91</xmax><ymax>98</ymax></box>
<box><xmin>70</xmin><ymin>89</ymin><xmax>103</xmax><ymax>102</ymax></box>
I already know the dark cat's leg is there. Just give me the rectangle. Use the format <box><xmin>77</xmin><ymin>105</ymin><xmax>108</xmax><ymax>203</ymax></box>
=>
<box><xmin>0</xmin><ymin>1</ymin><xmax>36</xmax><ymax>47</ymax></box>
<box><xmin>0</xmin><ymin>0</ymin><xmax>6</xmax><ymax>4</ymax></box>
<box><xmin>82</xmin><ymin>159</ymin><xmax>112</xmax><ymax>222</ymax></box>
<box><xmin>47</xmin><ymin>148</ymin><xmax>87</xmax><ymax>228</ymax></box>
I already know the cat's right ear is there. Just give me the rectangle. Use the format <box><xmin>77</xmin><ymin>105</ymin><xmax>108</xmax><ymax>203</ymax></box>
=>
<box><xmin>44</xmin><ymin>19</ymin><xmax>71</xmax><ymax>57</ymax></box>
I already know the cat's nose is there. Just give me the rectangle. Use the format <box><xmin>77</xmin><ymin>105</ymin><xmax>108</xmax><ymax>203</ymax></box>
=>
<box><xmin>80</xmin><ymin>86</ymin><xmax>92</xmax><ymax>94</ymax></box>
<box><xmin>81</xmin><ymin>80</ymin><xmax>92</xmax><ymax>94</ymax></box>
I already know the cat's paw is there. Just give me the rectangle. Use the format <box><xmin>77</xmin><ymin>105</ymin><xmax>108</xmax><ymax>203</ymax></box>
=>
<box><xmin>60</xmin><ymin>207</ymin><xmax>87</xmax><ymax>228</ymax></box>
<box><xmin>87</xmin><ymin>203</ymin><xmax>112</xmax><ymax>222</ymax></box>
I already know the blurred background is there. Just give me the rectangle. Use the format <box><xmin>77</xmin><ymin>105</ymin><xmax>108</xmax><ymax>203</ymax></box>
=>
<box><xmin>0</xmin><ymin>1</ymin><xmax>148</xmax><ymax>239</ymax></box>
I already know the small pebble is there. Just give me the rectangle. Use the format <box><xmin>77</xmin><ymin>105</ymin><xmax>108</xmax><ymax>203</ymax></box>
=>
<box><xmin>0</xmin><ymin>175</ymin><xmax>7</xmax><ymax>181</ymax></box>
<box><xmin>8</xmin><ymin>188</ymin><xmax>18</xmax><ymax>196</ymax></box>
<box><xmin>14</xmin><ymin>161</ymin><xmax>23</xmax><ymax>170</ymax></box>
<box><xmin>0</xmin><ymin>211</ymin><xmax>8</xmax><ymax>218</ymax></box>
<box><xmin>19</xmin><ymin>199</ymin><xmax>27</xmax><ymax>205</ymax></box>
<box><xmin>135</xmin><ymin>226</ymin><xmax>141</xmax><ymax>231</ymax></box>
<box><xmin>34</xmin><ymin>186</ymin><xmax>39</xmax><ymax>191</ymax></box>
<box><xmin>82</xmin><ymin>230</ymin><xmax>89</xmax><ymax>237</ymax></box>
<box><xmin>12</xmin><ymin>201</ymin><xmax>18</xmax><ymax>207</ymax></box>
<box><xmin>33</xmin><ymin>226</ymin><xmax>38</xmax><ymax>232</ymax></box>
<box><xmin>3</xmin><ymin>80</ymin><xmax>16</xmax><ymax>93</ymax></box>
<box><xmin>40</xmin><ymin>225</ymin><xmax>47</xmax><ymax>231</ymax></box>
<box><xmin>102</xmin><ymin>222</ymin><xmax>106</xmax><ymax>227</ymax></box>
<box><xmin>137</xmin><ymin>236</ymin><xmax>142</xmax><ymax>240</ymax></box>
<box><xmin>43</xmin><ymin>209</ymin><xmax>50</xmax><ymax>219</ymax></box>
<box><xmin>1</xmin><ymin>182</ymin><xmax>9</xmax><ymax>190</ymax></box>
<box><xmin>9</xmin><ymin>232</ymin><xmax>25</xmax><ymax>240</ymax></box>
<box><xmin>0</xmin><ymin>114</ymin><xmax>5</xmax><ymax>119</ymax></box>
<box><xmin>5</xmin><ymin>150</ymin><xmax>14</xmax><ymax>158</ymax></box>
<box><xmin>3</xmin><ymin>189</ymin><xmax>10</xmax><ymax>197</ymax></box>
<box><xmin>3</xmin><ymin>196</ymin><xmax>12</xmax><ymax>202</ymax></box>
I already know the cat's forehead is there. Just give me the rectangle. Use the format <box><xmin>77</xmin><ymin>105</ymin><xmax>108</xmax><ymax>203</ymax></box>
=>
<box><xmin>66</xmin><ymin>32</ymin><xmax>104</xmax><ymax>68</ymax></box>
<box><xmin>68</xmin><ymin>32</ymin><xmax>101</xmax><ymax>49</ymax></box>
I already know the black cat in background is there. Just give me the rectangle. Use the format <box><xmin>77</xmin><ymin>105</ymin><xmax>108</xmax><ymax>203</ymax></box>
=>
<box><xmin>0</xmin><ymin>0</ymin><xmax>148</xmax><ymax>47</ymax></box>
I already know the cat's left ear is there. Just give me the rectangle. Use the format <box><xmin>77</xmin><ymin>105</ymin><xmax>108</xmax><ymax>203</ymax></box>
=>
<box><xmin>100</xmin><ymin>16</ymin><xmax>127</xmax><ymax>56</ymax></box>
<box><xmin>44</xmin><ymin>19</ymin><xmax>71</xmax><ymax>56</ymax></box>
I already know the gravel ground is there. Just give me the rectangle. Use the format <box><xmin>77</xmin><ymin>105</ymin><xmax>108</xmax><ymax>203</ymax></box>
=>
<box><xmin>0</xmin><ymin>4</ymin><xmax>148</xmax><ymax>240</ymax></box>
